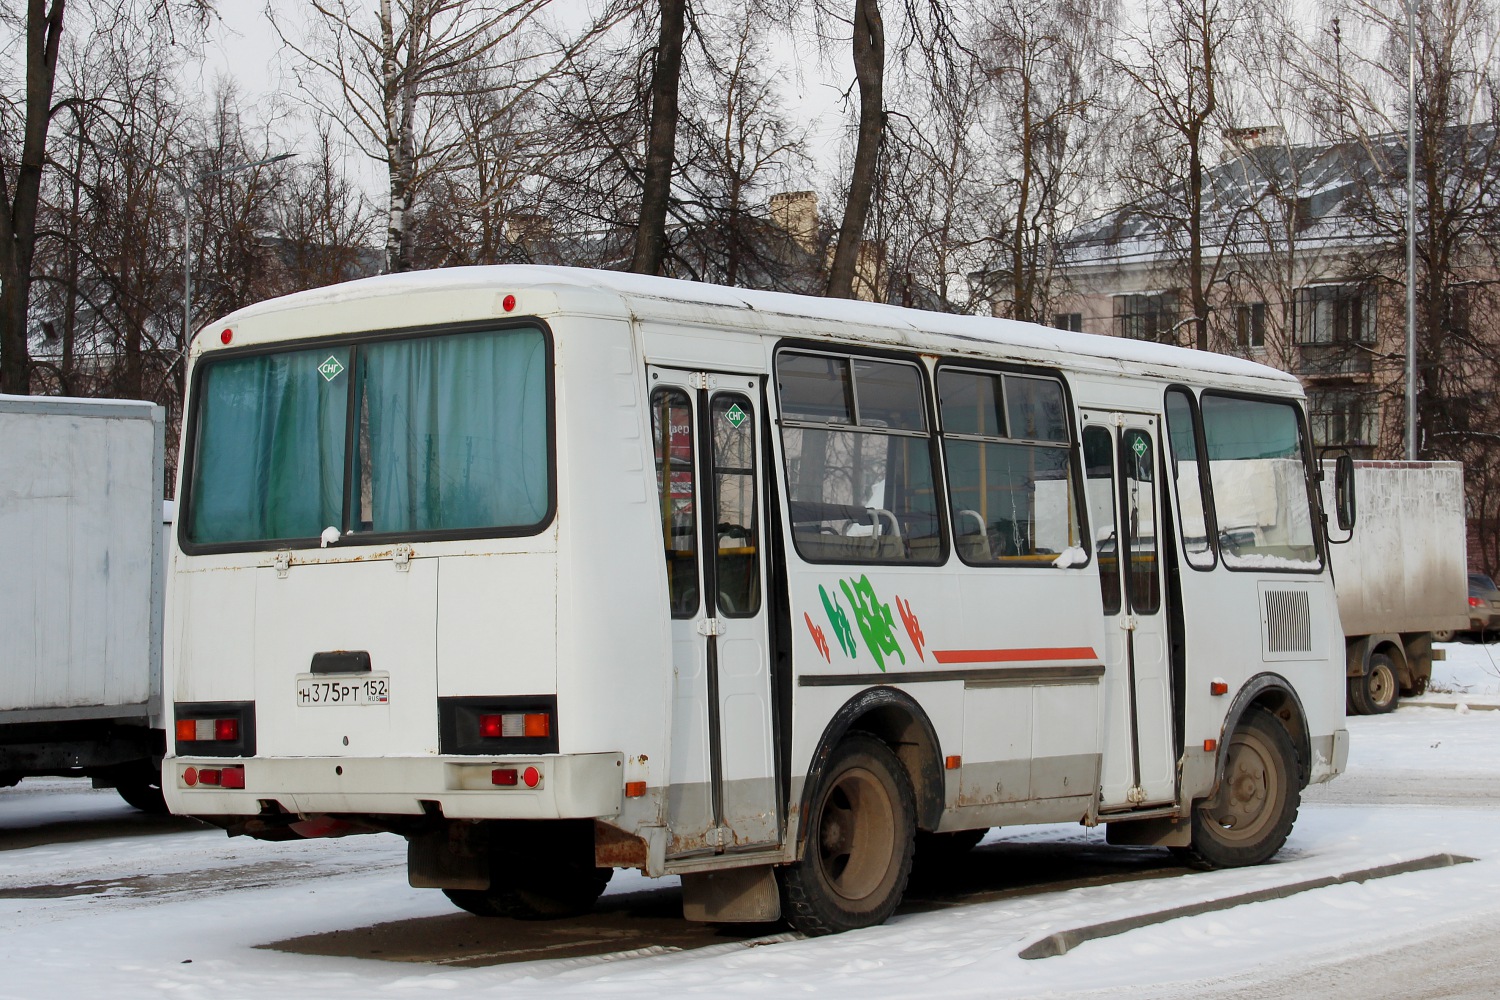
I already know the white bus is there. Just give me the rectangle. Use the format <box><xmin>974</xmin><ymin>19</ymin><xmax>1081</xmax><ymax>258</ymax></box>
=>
<box><xmin>164</xmin><ymin>266</ymin><xmax>1350</xmax><ymax>934</ymax></box>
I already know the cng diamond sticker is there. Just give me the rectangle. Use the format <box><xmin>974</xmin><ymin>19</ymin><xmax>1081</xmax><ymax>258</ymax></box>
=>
<box><xmin>318</xmin><ymin>356</ymin><xmax>345</xmax><ymax>381</ymax></box>
<box><xmin>724</xmin><ymin>403</ymin><xmax>748</xmax><ymax>428</ymax></box>
<box><xmin>1132</xmin><ymin>436</ymin><xmax>1148</xmax><ymax>457</ymax></box>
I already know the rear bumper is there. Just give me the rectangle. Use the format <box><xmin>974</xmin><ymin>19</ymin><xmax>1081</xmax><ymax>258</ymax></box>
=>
<box><xmin>164</xmin><ymin>752</ymin><xmax>624</xmax><ymax>820</ymax></box>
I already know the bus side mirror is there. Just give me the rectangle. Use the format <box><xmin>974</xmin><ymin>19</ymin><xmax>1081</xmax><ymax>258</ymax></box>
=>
<box><xmin>1334</xmin><ymin>453</ymin><xmax>1357</xmax><ymax>532</ymax></box>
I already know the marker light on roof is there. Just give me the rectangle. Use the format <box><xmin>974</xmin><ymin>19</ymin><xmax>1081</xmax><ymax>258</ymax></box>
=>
<box><xmin>220</xmin><ymin>329</ymin><xmax>233</xmax><ymax>345</ymax></box>
<box><xmin>502</xmin><ymin>294</ymin><xmax>517</xmax><ymax>312</ymax></box>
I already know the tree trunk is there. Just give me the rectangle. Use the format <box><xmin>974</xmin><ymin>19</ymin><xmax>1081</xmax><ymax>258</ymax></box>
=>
<box><xmin>381</xmin><ymin>0</ymin><xmax>415</xmax><ymax>274</ymax></box>
<box><xmin>0</xmin><ymin>0</ymin><xmax>66</xmax><ymax>395</ymax></box>
<box><xmin>631</xmin><ymin>0</ymin><xmax>687</xmax><ymax>276</ymax></box>
<box><xmin>827</xmin><ymin>0</ymin><xmax>884</xmax><ymax>300</ymax></box>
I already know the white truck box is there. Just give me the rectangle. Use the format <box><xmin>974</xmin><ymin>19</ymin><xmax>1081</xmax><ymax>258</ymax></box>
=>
<box><xmin>0</xmin><ymin>394</ymin><xmax>166</xmax><ymax>807</ymax></box>
<box><xmin>1322</xmin><ymin>460</ymin><xmax>1468</xmax><ymax>713</ymax></box>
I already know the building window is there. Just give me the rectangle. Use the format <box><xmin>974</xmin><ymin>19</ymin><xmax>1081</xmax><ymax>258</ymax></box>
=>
<box><xmin>1448</xmin><ymin>286</ymin><xmax>1471</xmax><ymax>339</ymax></box>
<box><xmin>1234</xmin><ymin>302</ymin><xmax>1266</xmax><ymax>349</ymax></box>
<box><xmin>1053</xmin><ymin>313</ymin><xmax>1083</xmax><ymax>332</ymax></box>
<box><xmin>1294</xmin><ymin>284</ymin><xmax>1375</xmax><ymax>345</ymax></box>
<box><xmin>1113</xmin><ymin>293</ymin><xmax>1177</xmax><ymax>342</ymax></box>
<box><xmin>1306</xmin><ymin>388</ymin><xmax>1379</xmax><ymax>450</ymax></box>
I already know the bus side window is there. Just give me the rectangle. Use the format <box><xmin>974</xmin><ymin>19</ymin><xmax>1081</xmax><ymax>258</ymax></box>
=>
<box><xmin>776</xmin><ymin>351</ymin><xmax>943</xmax><ymax>564</ymax></box>
<box><xmin>1083</xmin><ymin>426</ymin><xmax>1121</xmax><ymax>614</ymax></box>
<box><xmin>937</xmin><ymin>368</ymin><xmax>1079</xmax><ymax>566</ymax></box>
<box><xmin>711</xmin><ymin>394</ymin><xmax>760</xmax><ymax>617</ymax></box>
<box><xmin>651</xmin><ymin>388</ymin><xmax>700</xmax><ymax>617</ymax></box>
<box><xmin>1165</xmin><ymin>388</ymin><xmax>1215</xmax><ymax>569</ymax></box>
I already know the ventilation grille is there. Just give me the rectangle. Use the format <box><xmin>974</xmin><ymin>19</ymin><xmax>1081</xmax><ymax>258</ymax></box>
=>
<box><xmin>1265</xmin><ymin>590</ymin><xmax>1313</xmax><ymax>653</ymax></box>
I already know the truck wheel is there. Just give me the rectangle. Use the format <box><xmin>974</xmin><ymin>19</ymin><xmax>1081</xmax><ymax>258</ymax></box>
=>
<box><xmin>115</xmin><ymin>773</ymin><xmax>168</xmax><ymax>815</ymax></box>
<box><xmin>1173</xmin><ymin>707</ymin><xmax>1300</xmax><ymax>870</ymax></box>
<box><xmin>1360</xmin><ymin>652</ymin><xmax>1400</xmax><ymax>714</ymax></box>
<box><xmin>1432</xmin><ymin>628</ymin><xmax>1457</xmax><ymax>643</ymax></box>
<box><xmin>780</xmin><ymin>733</ymin><xmax>915</xmax><ymax>936</ymax></box>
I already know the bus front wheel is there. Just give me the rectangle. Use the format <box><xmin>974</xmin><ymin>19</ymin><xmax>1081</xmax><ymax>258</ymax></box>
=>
<box><xmin>780</xmin><ymin>733</ymin><xmax>915</xmax><ymax>936</ymax></box>
<box><xmin>1174</xmin><ymin>707</ymin><xmax>1300</xmax><ymax>870</ymax></box>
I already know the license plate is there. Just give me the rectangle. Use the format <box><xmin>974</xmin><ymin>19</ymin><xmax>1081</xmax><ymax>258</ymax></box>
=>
<box><xmin>296</xmin><ymin>673</ymin><xmax>390</xmax><ymax>706</ymax></box>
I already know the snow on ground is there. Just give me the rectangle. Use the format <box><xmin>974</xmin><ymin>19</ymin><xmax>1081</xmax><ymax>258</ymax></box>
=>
<box><xmin>1420</xmin><ymin>638</ymin><xmax>1500</xmax><ymax>704</ymax></box>
<box><xmin>4</xmin><ymin>654</ymin><xmax>1500</xmax><ymax>999</ymax></box>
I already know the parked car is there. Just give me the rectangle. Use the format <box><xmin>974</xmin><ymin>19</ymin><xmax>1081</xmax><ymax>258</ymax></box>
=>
<box><xmin>1434</xmin><ymin>573</ymin><xmax>1500</xmax><ymax>641</ymax></box>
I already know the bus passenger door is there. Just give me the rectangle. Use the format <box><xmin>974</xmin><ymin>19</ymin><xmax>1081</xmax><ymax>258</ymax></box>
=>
<box><xmin>649</xmin><ymin>368</ymin><xmax>779</xmax><ymax>857</ymax></box>
<box><xmin>1082</xmin><ymin>412</ymin><xmax>1177</xmax><ymax>810</ymax></box>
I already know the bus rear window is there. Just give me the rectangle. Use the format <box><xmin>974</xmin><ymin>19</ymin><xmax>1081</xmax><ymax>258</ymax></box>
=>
<box><xmin>186</xmin><ymin>326</ymin><xmax>550</xmax><ymax>547</ymax></box>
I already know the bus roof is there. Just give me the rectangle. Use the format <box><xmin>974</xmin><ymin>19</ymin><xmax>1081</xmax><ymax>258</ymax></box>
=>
<box><xmin>208</xmin><ymin>265</ymin><xmax>1301</xmax><ymax>392</ymax></box>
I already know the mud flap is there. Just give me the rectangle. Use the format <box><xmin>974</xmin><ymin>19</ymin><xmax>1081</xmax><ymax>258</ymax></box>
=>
<box><xmin>407</xmin><ymin>823</ymin><xmax>490</xmax><ymax>890</ymax></box>
<box><xmin>681</xmin><ymin>865</ymin><xmax>781</xmax><ymax>922</ymax></box>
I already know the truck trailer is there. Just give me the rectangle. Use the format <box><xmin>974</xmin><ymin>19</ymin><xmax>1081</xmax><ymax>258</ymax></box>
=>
<box><xmin>1323</xmin><ymin>461</ymin><xmax>1469</xmax><ymax>714</ymax></box>
<box><xmin>0</xmin><ymin>394</ymin><xmax>168</xmax><ymax>810</ymax></box>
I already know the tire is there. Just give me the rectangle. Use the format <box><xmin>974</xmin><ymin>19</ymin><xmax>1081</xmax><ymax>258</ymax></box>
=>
<box><xmin>442</xmin><ymin>821</ymin><xmax>613</xmax><ymax>920</ymax></box>
<box><xmin>1173</xmin><ymin>707</ymin><xmax>1300</xmax><ymax>870</ymax></box>
<box><xmin>1361</xmin><ymin>652</ymin><xmax>1400</xmax><ymax>714</ymax></box>
<box><xmin>115</xmin><ymin>768</ymin><xmax>168</xmax><ymax>815</ymax></box>
<box><xmin>1432</xmin><ymin>629</ymin><xmax>1456</xmax><ymax>643</ymax></box>
<box><xmin>443</xmin><ymin>865</ymin><xmax>612</xmax><ymax>920</ymax></box>
<box><xmin>780</xmin><ymin>733</ymin><xmax>916</xmax><ymax>936</ymax></box>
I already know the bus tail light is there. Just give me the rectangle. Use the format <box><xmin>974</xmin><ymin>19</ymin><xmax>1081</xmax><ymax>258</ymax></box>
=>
<box><xmin>478</xmin><ymin>712</ymin><xmax>551</xmax><ymax>739</ymax></box>
<box><xmin>438</xmin><ymin>697</ymin><xmax>558</xmax><ymax>755</ymax></box>
<box><xmin>184</xmin><ymin>764</ymin><xmax>245</xmax><ymax>789</ymax></box>
<box><xmin>173</xmin><ymin>702</ymin><xmax>256</xmax><ymax>756</ymax></box>
<box><xmin>492</xmin><ymin>768</ymin><xmax>518</xmax><ymax>786</ymax></box>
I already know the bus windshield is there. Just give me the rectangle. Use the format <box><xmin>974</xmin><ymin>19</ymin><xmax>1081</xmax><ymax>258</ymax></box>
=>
<box><xmin>184</xmin><ymin>325</ymin><xmax>550</xmax><ymax>547</ymax></box>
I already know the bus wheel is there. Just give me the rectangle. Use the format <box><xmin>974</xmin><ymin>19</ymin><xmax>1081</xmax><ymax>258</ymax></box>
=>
<box><xmin>443</xmin><ymin>864</ymin><xmax>613</xmax><ymax>920</ymax></box>
<box><xmin>1174</xmin><ymin>707</ymin><xmax>1300</xmax><ymax>870</ymax></box>
<box><xmin>780</xmin><ymin>733</ymin><xmax>915</xmax><ymax>935</ymax></box>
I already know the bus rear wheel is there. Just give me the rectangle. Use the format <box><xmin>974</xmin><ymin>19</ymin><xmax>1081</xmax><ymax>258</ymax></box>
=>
<box><xmin>443</xmin><ymin>865</ymin><xmax>612</xmax><ymax>920</ymax></box>
<box><xmin>442</xmin><ymin>821</ymin><xmax>613</xmax><ymax>920</ymax></box>
<box><xmin>1174</xmin><ymin>707</ymin><xmax>1300</xmax><ymax>870</ymax></box>
<box><xmin>780</xmin><ymin>733</ymin><xmax>915</xmax><ymax>936</ymax></box>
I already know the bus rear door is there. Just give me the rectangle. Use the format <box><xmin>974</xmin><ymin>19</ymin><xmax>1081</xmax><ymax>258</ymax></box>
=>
<box><xmin>649</xmin><ymin>368</ymin><xmax>779</xmax><ymax>857</ymax></box>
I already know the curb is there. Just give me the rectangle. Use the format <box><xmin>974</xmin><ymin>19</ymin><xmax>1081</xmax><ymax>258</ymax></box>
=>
<box><xmin>1406</xmin><ymin>701</ymin><xmax>1500</xmax><ymax>712</ymax></box>
<box><xmin>1018</xmin><ymin>852</ymin><xmax>1475</xmax><ymax>960</ymax></box>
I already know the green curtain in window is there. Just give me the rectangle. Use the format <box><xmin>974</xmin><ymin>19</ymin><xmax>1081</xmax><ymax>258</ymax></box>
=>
<box><xmin>189</xmin><ymin>348</ymin><xmax>348</xmax><ymax>543</ymax></box>
<box><xmin>359</xmin><ymin>329</ymin><xmax>548</xmax><ymax>532</ymax></box>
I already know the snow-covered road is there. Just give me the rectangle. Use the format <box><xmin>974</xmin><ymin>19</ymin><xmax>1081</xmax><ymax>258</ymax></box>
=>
<box><xmin>3</xmin><ymin>644</ymin><xmax>1500</xmax><ymax>999</ymax></box>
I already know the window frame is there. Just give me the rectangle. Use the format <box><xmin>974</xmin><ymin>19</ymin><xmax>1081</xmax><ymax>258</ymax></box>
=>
<box><xmin>1197</xmin><ymin>389</ymin><xmax>1325</xmax><ymax>575</ymax></box>
<box><xmin>1163</xmin><ymin>385</ymin><xmax>1220</xmax><ymax>572</ymax></box>
<box><xmin>1113</xmin><ymin>292</ymin><xmax>1178</xmax><ymax>342</ymax></box>
<box><xmin>1293</xmin><ymin>283</ymin><xmax>1376</xmax><ymax>345</ymax></box>
<box><xmin>934</xmin><ymin>359</ymin><xmax>1089</xmax><ymax>570</ymax></box>
<box><xmin>774</xmin><ymin>343</ymin><xmax>949</xmax><ymax>566</ymax></box>
<box><xmin>177</xmin><ymin>318</ymin><xmax>557</xmax><ymax>556</ymax></box>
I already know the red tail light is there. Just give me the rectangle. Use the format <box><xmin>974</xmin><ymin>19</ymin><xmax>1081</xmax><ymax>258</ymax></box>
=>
<box><xmin>478</xmin><ymin>712</ymin><xmax>551</xmax><ymax>739</ymax></box>
<box><xmin>176</xmin><ymin>717</ymin><xmax>240</xmax><ymax>742</ymax></box>
<box><xmin>1471</xmin><ymin>596</ymin><xmax>1485</xmax><ymax>608</ymax></box>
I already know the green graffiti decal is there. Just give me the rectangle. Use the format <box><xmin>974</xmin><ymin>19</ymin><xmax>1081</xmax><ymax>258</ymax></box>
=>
<box><xmin>840</xmin><ymin>575</ymin><xmax>906</xmax><ymax>673</ymax></box>
<box><xmin>819</xmin><ymin>584</ymin><xmax>858</xmax><ymax>659</ymax></box>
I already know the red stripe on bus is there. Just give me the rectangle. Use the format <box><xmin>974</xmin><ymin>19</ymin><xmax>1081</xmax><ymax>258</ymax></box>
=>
<box><xmin>931</xmin><ymin>647</ymin><xmax>1100</xmax><ymax>664</ymax></box>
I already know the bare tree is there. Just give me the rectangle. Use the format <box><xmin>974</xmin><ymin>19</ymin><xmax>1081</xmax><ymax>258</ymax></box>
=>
<box><xmin>1115</xmin><ymin>0</ymin><xmax>1253</xmax><ymax>350</ymax></box>
<box><xmin>630</xmin><ymin>0</ymin><xmax>687</xmax><ymax>274</ymax></box>
<box><xmin>978</xmin><ymin>0</ymin><xmax>1118</xmax><ymax>322</ymax></box>
<box><xmin>276</xmin><ymin>0</ymin><xmax>624</xmax><ymax>274</ymax></box>
<box><xmin>0</xmin><ymin>0</ymin><xmax>210</xmax><ymax>395</ymax></box>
